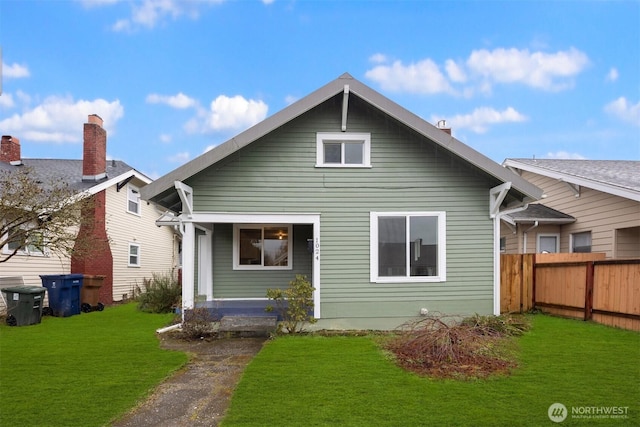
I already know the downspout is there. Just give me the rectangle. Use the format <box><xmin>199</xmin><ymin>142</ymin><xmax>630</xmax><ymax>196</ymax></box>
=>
<box><xmin>522</xmin><ymin>221</ymin><xmax>539</xmax><ymax>254</ymax></box>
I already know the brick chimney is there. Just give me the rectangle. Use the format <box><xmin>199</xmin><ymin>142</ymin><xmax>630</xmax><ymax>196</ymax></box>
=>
<box><xmin>1</xmin><ymin>135</ymin><xmax>21</xmax><ymax>164</ymax></box>
<box><xmin>83</xmin><ymin>114</ymin><xmax>107</xmax><ymax>181</ymax></box>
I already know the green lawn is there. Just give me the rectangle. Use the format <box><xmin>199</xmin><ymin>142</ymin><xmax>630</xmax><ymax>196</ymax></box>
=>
<box><xmin>222</xmin><ymin>315</ymin><xmax>640</xmax><ymax>426</ymax></box>
<box><xmin>0</xmin><ymin>303</ymin><xmax>188</xmax><ymax>427</ymax></box>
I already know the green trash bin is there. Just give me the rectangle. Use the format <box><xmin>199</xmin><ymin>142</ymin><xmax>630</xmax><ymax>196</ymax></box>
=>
<box><xmin>1</xmin><ymin>286</ymin><xmax>46</xmax><ymax>326</ymax></box>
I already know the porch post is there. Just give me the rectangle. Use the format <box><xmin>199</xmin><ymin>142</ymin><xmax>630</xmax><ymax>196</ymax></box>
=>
<box><xmin>181</xmin><ymin>220</ymin><xmax>196</xmax><ymax>313</ymax></box>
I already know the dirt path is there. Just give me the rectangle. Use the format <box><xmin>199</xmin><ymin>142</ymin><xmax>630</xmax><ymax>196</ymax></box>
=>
<box><xmin>111</xmin><ymin>335</ymin><xmax>266</xmax><ymax>427</ymax></box>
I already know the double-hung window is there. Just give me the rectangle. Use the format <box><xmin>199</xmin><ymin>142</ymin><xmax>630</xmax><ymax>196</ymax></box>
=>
<box><xmin>3</xmin><ymin>227</ymin><xmax>45</xmax><ymax>256</ymax></box>
<box><xmin>233</xmin><ymin>224</ymin><xmax>292</xmax><ymax>270</ymax></box>
<box><xmin>316</xmin><ymin>132</ymin><xmax>371</xmax><ymax>167</ymax></box>
<box><xmin>128</xmin><ymin>243</ymin><xmax>141</xmax><ymax>267</ymax></box>
<box><xmin>370</xmin><ymin>212</ymin><xmax>446</xmax><ymax>283</ymax></box>
<box><xmin>127</xmin><ymin>185</ymin><xmax>141</xmax><ymax>215</ymax></box>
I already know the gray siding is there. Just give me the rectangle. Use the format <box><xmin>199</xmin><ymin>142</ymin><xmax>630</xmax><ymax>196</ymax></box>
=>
<box><xmin>189</xmin><ymin>94</ymin><xmax>497</xmax><ymax>320</ymax></box>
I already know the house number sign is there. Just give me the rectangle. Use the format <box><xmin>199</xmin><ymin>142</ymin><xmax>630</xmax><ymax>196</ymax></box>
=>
<box><xmin>314</xmin><ymin>237</ymin><xmax>320</xmax><ymax>261</ymax></box>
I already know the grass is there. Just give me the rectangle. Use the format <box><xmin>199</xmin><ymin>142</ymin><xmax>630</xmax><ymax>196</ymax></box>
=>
<box><xmin>0</xmin><ymin>303</ymin><xmax>188</xmax><ymax>427</ymax></box>
<box><xmin>222</xmin><ymin>315</ymin><xmax>640</xmax><ymax>426</ymax></box>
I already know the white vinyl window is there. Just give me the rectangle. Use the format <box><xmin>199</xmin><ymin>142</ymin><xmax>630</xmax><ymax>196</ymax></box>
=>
<box><xmin>233</xmin><ymin>224</ymin><xmax>292</xmax><ymax>270</ymax></box>
<box><xmin>128</xmin><ymin>243</ymin><xmax>141</xmax><ymax>267</ymax></box>
<box><xmin>2</xmin><ymin>227</ymin><xmax>45</xmax><ymax>256</ymax></box>
<box><xmin>316</xmin><ymin>132</ymin><xmax>371</xmax><ymax>167</ymax></box>
<box><xmin>127</xmin><ymin>185</ymin><xmax>141</xmax><ymax>215</ymax></box>
<box><xmin>537</xmin><ymin>234</ymin><xmax>560</xmax><ymax>253</ymax></box>
<box><xmin>370</xmin><ymin>212</ymin><xmax>446</xmax><ymax>283</ymax></box>
<box><xmin>571</xmin><ymin>231</ymin><xmax>592</xmax><ymax>253</ymax></box>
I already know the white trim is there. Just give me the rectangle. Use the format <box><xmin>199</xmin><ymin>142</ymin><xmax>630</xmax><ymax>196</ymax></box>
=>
<box><xmin>370</xmin><ymin>211</ymin><xmax>446</xmax><ymax>283</ymax></box>
<box><xmin>316</xmin><ymin>132</ymin><xmax>371</xmax><ymax>167</ymax></box>
<box><xmin>232</xmin><ymin>224</ymin><xmax>293</xmax><ymax>270</ymax></box>
<box><xmin>537</xmin><ymin>233</ymin><xmax>560</xmax><ymax>253</ymax></box>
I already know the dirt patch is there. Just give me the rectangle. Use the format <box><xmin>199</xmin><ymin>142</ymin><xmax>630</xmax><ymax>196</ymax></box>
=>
<box><xmin>111</xmin><ymin>333</ymin><xmax>267</xmax><ymax>427</ymax></box>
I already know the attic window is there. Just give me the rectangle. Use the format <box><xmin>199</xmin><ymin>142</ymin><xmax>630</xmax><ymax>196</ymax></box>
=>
<box><xmin>127</xmin><ymin>185</ymin><xmax>141</xmax><ymax>215</ymax></box>
<box><xmin>316</xmin><ymin>132</ymin><xmax>371</xmax><ymax>168</ymax></box>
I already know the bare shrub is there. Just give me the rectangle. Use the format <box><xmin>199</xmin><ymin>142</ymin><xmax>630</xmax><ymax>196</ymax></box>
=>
<box><xmin>180</xmin><ymin>307</ymin><xmax>217</xmax><ymax>340</ymax></box>
<box><xmin>385</xmin><ymin>314</ymin><xmax>524</xmax><ymax>379</ymax></box>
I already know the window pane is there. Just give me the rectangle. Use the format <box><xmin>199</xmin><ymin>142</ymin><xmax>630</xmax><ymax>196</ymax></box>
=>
<box><xmin>539</xmin><ymin>236</ymin><xmax>557</xmax><ymax>253</ymax></box>
<box><xmin>239</xmin><ymin>229</ymin><xmax>262</xmax><ymax>265</ymax></box>
<box><xmin>324</xmin><ymin>142</ymin><xmax>341</xmax><ymax>164</ymax></box>
<box><xmin>378</xmin><ymin>217</ymin><xmax>406</xmax><ymax>276</ymax></box>
<box><xmin>129</xmin><ymin>245</ymin><xmax>139</xmax><ymax>265</ymax></box>
<box><xmin>128</xmin><ymin>187</ymin><xmax>140</xmax><ymax>213</ymax></box>
<box><xmin>344</xmin><ymin>142</ymin><xmax>363</xmax><ymax>164</ymax></box>
<box><xmin>263</xmin><ymin>227</ymin><xmax>288</xmax><ymax>266</ymax></box>
<box><xmin>410</xmin><ymin>216</ymin><xmax>438</xmax><ymax>276</ymax></box>
<box><xmin>572</xmin><ymin>232</ymin><xmax>591</xmax><ymax>253</ymax></box>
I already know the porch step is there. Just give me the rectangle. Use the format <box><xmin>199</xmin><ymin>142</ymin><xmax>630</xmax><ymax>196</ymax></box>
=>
<box><xmin>219</xmin><ymin>315</ymin><xmax>278</xmax><ymax>336</ymax></box>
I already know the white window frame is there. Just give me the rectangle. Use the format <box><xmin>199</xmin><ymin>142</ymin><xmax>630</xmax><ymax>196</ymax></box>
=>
<box><xmin>537</xmin><ymin>233</ymin><xmax>560</xmax><ymax>253</ymax></box>
<box><xmin>570</xmin><ymin>231</ymin><xmax>592</xmax><ymax>253</ymax></box>
<box><xmin>127</xmin><ymin>184</ymin><xmax>141</xmax><ymax>216</ymax></box>
<box><xmin>316</xmin><ymin>132</ymin><xmax>371</xmax><ymax>168</ymax></box>
<box><xmin>2</xmin><ymin>227</ymin><xmax>46</xmax><ymax>257</ymax></box>
<box><xmin>233</xmin><ymin>224</ymin><xmax>293</xmax><ymax>270</ymax></box>
<box><xmin>128</xmin><ymin>242</ymin><xmax>141</xmax><ymax>267</ymax></box>
<box><xmin>370</xmin><ymin>212</ymin><xmax>446</xmax><ymax>283</ymax></box>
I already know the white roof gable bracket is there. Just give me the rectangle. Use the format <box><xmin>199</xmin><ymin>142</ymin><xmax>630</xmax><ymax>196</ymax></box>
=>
<box><xmin>489</xmin><ymin>182</ymin><xmax>512</xmax><ymax>218</ymax></box>
<box><xmin>561</xmin><ymin>179</ymin><xmax>581</xmax><ymax>198</ymax></box>
<box><xmin>174</xmin><ymin>180</ymin><xmax>194</xmax><ymax>217</ymax></box>
<box><xmin>341</xmin><ymin>84</ymin><xmax>349</xmax><ymax>132</ymax></box>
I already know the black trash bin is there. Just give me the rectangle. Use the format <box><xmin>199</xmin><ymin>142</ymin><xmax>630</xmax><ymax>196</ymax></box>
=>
<box><xmin>40</xmin><ymin>274</ymin><xmax>83</xmax><ymax>317</ymax></box>
<box><xmin>1</xmin><ymin>286</ymin><xmax>46</xmax><ymax>326</ymax></box>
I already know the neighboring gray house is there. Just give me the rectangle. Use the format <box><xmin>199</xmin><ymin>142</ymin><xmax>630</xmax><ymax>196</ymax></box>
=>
<box><xmin>501</xmin><ymin>159</ymin><xmax>640</xmax><ymax>257</ymax></box>
<box><xmin>141</xmin><ymin>73</ymin><xmax>542</xmax><ymax>330</ymax></box>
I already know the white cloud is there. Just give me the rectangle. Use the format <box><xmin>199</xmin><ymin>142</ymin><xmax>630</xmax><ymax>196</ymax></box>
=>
<box><xmin>545</xmin><ymin>151</ymin><xmax>587</xmax><ymax>160</ymax></box>
<box><xmin>103</xmin><ymin>0</ymin><xmax>225</xmax><ymax>32</ymax></box>
<box><xmin>369</xmin><ymin>53</ymin><xmax>388</xmax><ymax>64</ymax></box>
<box><xmin>365</xmin><ymin>47</ymin><xmax>589</xmax><ymax>96</ymax></box>
<box><xmin>146</xmin><ymin>92</ymin><xmax>196</xmax><ymax>109</ymax></box>
<box><xmin>167</xmin><ymin>151</ymin><xmax>190</xmax><ymax>163</ymax></box>
<box><xmin>604</xmin><ymin>97</ymin><xmax>640</xmax><ymax>126</ymax></box>
<box><xmin>2</xmin><ymin>62</ymin><xmax>30</xmax><ymax>79</ymax></box>
<box><xmin>0</xmin><ymin>93</ymin><xmax>14</xmax><ymax>108</ymax></box>
<box><xmin>466</xmin><ymin>47</ymin><xmax>589</xmax><ymax>91</ymax></box>
<box><xmin>606</xmin><ymin>67</ymin><xmax>619</xmax><ymax>82</ymax></box>
<box><xmin>284</xmin><ymin>95</ymin><xmax>298</xmax><ymax>105</ymax></box>
<box><xmin>159</xmin><ymin>133</ymin><xmax>172</xmax><ymax>143</ymax></box>
<box><xmin>261</xmin><ymin>0</ymin><xmax>275</xmax><ymax>4</ymax></box>
<box><xmin>434</xmin><ymin>106</ymin><xmax>527</xmax><ymax>134</ymax></box>
<box><xmin>365</xmin><ymin>59</ymin><xmax>454</xmax><ymax>95</ymax></box>
<box><xmin>204</xmin><ymin>95</ymin><xmax>268</xmax><ymax>132</ymax></box>
<box><xmin>0</xmin><ymin>96</ymin><xmax>124</xmax><ymax>142</ymax></box>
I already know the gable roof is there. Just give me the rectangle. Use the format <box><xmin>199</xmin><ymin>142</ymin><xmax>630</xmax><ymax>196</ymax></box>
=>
<box><xmin>141</xmin><ymin>73</ymin><xmax>543</xmax><ymax>211</ymax></box>
<box><xmin>0</xmin><ymin>158</ymin><xmax>150</xmax><ymax>196</ymax></box>
<box><xmin>503</xmin><ymin>159</ymin><xmax>640</xmax><ymax>202</ymax></box>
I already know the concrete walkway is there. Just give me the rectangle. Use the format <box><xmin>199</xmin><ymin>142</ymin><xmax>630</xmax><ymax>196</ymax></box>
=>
<box><xmin>112</xmin><ymin>336</ymin><xmax>266</xmax><ymax>427</ymax></box>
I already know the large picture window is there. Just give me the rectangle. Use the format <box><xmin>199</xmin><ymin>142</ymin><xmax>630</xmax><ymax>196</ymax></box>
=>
<box><xmin>233</xmin><ymin>224</ymin><xmax>292</xmax><ymax>270</ymax></box>
<box><xmin>370</xmin><ymin>212</ymin><xmax>446</xmax><ymax>283</ymax></box>
<box><xmin>316</xmin><ymin>132</ymin><xmax>371</xmax><ymax>167</ymax></box>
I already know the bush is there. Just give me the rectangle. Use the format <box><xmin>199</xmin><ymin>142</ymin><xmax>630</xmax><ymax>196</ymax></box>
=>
<box><xmin>460</xmin><ymin>313</ymin><xmax>531</xmax><ymax>337</ymax></box>
<box><xmin>266</xmin><ymin>274</ymin><xmax>317</xmax><ymax>334</ymax></box>
<box><xmin>136</xmin><ymin>272</ymin><xmax>181</xmax><ymax>313</ymax></box>
<box><xmin>180</xmin><ymin>307</ymin><xmax>217</xmax><ymax>340</ymax></box>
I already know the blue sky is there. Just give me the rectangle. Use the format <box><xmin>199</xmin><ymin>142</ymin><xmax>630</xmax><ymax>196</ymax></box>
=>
<box><xmin>1</xmin><ymin>0</ymin><xmax>639</xmax><ymax>179</ymax></box>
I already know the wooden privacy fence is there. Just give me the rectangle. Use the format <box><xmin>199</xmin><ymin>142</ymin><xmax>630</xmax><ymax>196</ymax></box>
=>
<box><xmin>501</xmin><ymin>253</ymin><xmax>640</xmax><ymax>331</ymax></box>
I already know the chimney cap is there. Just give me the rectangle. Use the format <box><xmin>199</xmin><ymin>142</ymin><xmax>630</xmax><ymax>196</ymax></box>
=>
<box><xmin>88</xmin><ymin>114</ymin><xmax>104</xmax><ymax>127</ymax></box>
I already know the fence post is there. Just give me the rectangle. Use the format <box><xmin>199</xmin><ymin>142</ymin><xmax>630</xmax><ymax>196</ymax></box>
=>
<box><xmin>584</xmin><ymin>262</ymin><xmax>595</xmax><ymax>321</ymax></box>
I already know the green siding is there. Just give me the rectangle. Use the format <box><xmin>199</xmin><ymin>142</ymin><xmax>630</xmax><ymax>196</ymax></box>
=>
<box><xmin>189</xmin><ymin>94</ymin><xmax>499</xmax><ymax>320</ymax></box>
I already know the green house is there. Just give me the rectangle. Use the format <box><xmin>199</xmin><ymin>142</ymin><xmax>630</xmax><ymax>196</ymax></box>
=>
<box><xmin>141</xmin><ymin>73</ymin><xmax>542</xmax><ymax>330</ymax></box>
